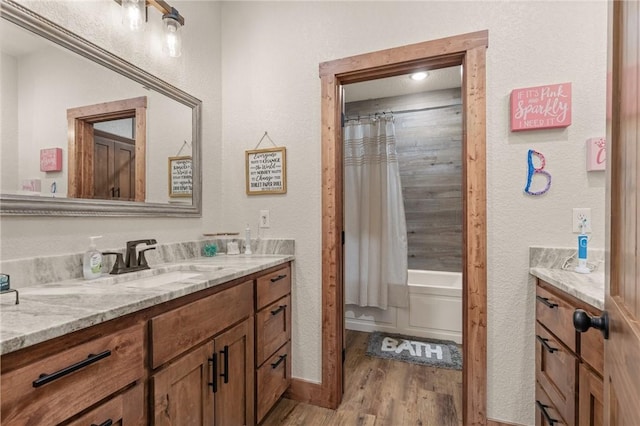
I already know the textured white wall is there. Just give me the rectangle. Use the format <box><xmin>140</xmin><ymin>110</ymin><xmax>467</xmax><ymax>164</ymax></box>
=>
<box><xmin>0</xmin><ymin>0</ymin><xmax>221</xmax><ymax>259</ymax></box>
<box><xmin>219</xmin><ymin>2</ymin><xmax>607</xmax><ymax>424</ymax></box>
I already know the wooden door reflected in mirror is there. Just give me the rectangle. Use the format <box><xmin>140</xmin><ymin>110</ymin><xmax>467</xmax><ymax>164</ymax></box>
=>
<box><xmin>67</xmin><ymin>97</ymin><xmax>146</xmax><ymax>202</ymax></box>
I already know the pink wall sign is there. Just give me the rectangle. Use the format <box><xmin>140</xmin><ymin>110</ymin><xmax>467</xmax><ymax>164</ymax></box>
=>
<box><xmin>40</xmin><ymin>148</ymin><xmax>63</xmax><ymax>172</ymax></box>
<box><xmin>510</xmin><ymin>82</ymin><xmax>572</xmax><ymax>131</ymax></box>
<box><xmin>586</xmin><ymin>137</ymin><xmax>606</xmax><ymax>171</ymax></box>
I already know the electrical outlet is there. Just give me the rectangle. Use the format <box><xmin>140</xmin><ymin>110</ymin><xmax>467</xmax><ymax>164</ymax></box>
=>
<box><xmin>259</xmin><ymin>210</ymin><xmax>270</xmax><ymax>228</ymax></box>
<box><xmin>572</xmin><ymin>208</ymin><xmax>592</xmax><ymax>233</ymax></box>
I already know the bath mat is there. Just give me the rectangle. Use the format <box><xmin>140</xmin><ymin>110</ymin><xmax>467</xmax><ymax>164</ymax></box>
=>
<box><xmin>366</xmin><ymin>331</ymin><xmax>462</xmax><ymax>370</ymax></box>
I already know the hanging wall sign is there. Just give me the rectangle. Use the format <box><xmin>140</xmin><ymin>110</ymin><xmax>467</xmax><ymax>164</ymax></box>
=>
<box><xmin>510</xmin><ymin>82</ymin><xmax>572</xmax><ymax>131</ymax></box>
<box><xmin>245</xmin><ymin>147</ymin><xmax>287</xmax><ymax>195</ymax></box>
<box><xmin>168</xmin><ymin>156</ymin><xmax>192</xmax><ymax>197</ymax></box>
<box><xmin>40</xmin><ymin>148</ymin><xmax>63</xmax><ymax>172</ymax></box>
<box><xmin>586</xmin><ymin>137</ymin><xmax>606</xmax><ymax>171</ymax></box>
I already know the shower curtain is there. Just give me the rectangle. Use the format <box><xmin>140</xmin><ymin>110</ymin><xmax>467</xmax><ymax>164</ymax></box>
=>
<box><xmin>344</xmin><ymin>115</ymin><xmax>408</xmax><ymax>309</ymax></box>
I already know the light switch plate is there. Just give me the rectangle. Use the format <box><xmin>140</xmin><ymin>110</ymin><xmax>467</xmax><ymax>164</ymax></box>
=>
<box><xmin>259</xmin><ymin>210</ymin><xmax>270</xmax><ymax>228</ymax></box>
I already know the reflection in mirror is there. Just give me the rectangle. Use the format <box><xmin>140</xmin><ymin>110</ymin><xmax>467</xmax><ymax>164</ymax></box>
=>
<box><xmin>0</xmin><ymin>0</ymin><xmax>201</xmax><ymax>216</ymax></box>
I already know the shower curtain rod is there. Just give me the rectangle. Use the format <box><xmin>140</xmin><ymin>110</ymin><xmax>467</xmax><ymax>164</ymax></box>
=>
<box><xmin>344</xmin><ymin>102</ymin><xmax>460</xmax><ymax>122</ymax></box>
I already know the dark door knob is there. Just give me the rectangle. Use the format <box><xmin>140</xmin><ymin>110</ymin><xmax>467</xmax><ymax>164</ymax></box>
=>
<box><xmin>573</xmin><ymin>309</ymin><xmax>609</xmax><ymax>340</ymax></box>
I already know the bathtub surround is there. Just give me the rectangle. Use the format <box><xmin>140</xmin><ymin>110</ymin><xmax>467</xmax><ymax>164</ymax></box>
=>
<box><xmin>0</xmin><ymin>238</ymin><xmax>294</xmax><ymax>289</ymax></box>
<box><xmin>345</xmin><ymin>87</ymin><xmax>463</xmax><ymax>273</ymax></box>
<box><xmin>346</xmin><ymin>269</ymin><xmax>462</xmax><ymax>344</ymax></box>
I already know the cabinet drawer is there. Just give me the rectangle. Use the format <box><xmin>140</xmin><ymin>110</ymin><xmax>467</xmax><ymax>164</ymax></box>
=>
<box><xmin>535</xmin><ymin>322</ymin><xmax>577</xmax><ymax>426</ymax></box>
<box><xmin>256</xmin><ymin>265</ymin><xmax>291</xmax><ymax>310</ymax></box>
<box><xmin>256</xmin><ymin>342</ymin><xmax>291</xmax><ymax>422</ymax></box>
<box><xmin>536</xmin><ymin>284</ymin><xmax>577</xmax><ymax>352</ymax></box>
<box><xmin>67</xmin><ymin>383</ymin><xmax>145</xmax><ymax>426</ymax></box>
<box><xmin>150</xmin><ymin>280</ymin><xmax>253</xmax><ymax>368</ymax></box>
<box><xmin>536</xmin><ymin>381</ymin><xmax>568</xmax><ymax>426</ymax></box>
<box><xmin>1</xmin><ymin>324</ymin><xmax>144</xmax><ymax>426</ymax></box>
<box><xmin>256</xmin><ymin>295</ymin><xmax>291</xmax><ymax>366</ymax></box>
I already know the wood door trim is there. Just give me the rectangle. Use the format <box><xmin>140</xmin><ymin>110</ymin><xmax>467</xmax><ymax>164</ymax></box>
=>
<box><xmin>317</xmin><ymin>30</ymin><xmax>488</xmax><ymax>425</ymax></box>
<box><xmin>67</xmin><ymin>96</ymin><xmax>146</xmax><ymax>201</ymax></box>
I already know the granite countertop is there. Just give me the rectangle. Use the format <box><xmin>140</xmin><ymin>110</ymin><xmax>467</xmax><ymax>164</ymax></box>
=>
<box><xmin>529</xmin><ymin>267</ymin><xmax>605</xmax><ymax>310</ymax></box>
<box><xmin>529</xmin><ymin>246</ymin><xmax>605</xmax><ymax>310</ymax></box>
<box><xmin>0</xmin><ymin>254</ymin><xmax>294</xmax><ymax>355</ymax></box>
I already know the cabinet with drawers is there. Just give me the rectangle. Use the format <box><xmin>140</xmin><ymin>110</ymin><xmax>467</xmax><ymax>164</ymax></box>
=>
<box><xmin>255</xmin><ymin>265</ymin><xmax>292</xmax><ymax>423</ymax></box>
<box><xmin>0</xmin><ymin>323</ymin><xmax>145</xmax><ymax>425</ymax></box>
<box><xmin>535</xmin><ymin>279</ymin><xmax>604</xmax><ymax>426</ymax></box>
<box><xmin>1</xmin><ymin>260</ymin><xmax>293</xmax><ymax>426</ymax></box>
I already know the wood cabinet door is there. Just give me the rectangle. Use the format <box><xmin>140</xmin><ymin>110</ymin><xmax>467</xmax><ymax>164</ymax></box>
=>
<box><xmin>152</xmin><ymin>343</ymin><xmax>215</xmax><ymax>426</ymax></box>
<box><xmin>605</xmin><ymin>1</ymin><xmax>640</xmax><ymax>424</ymax></box>
<box><xmin>93</xmin><ymin>130</ymin><xmax>135</xmax><ymax>201</ymax></box>
<box><xmin>579</xmin><ymin>364</ymin><xmax>603</xmax><ymax>426</ymax></box>
<box><xmin>213</xmin><ymin>318</ymin><xmax>255</xmax><ymax>426</ymax></box>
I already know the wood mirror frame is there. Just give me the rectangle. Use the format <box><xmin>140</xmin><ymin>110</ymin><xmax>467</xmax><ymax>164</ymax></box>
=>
<box><xmin>0</xmin><ymin>0</ymin><xmax>202</xmax><ymax>217</ymax></box>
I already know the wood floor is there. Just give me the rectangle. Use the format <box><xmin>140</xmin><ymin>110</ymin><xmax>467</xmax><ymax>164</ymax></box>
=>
<box><xmin>262</xmin><ymin>330</ymin><xmax>463</xmax><ymax>425</ymax></box>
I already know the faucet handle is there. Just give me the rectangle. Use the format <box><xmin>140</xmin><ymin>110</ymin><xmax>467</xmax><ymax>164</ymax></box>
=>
<box><xmin>102</xmin><ymin>252</ymin><xmax>126</xmax><ymax>275</ymax></box>
<box><xmin>138</xmin><ymin>247</ymin><xmax>156</xmax><ymax>269</ymax></box>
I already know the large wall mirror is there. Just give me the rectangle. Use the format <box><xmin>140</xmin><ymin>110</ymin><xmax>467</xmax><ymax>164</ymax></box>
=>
<box><xmin>0</xmin><ymin>0</ymin><xmax>202</xmax><ymax>216</ymax></box>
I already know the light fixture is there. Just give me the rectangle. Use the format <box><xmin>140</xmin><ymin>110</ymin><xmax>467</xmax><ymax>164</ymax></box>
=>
<box><xmin>410</xmin><ymin>72</ymin><xmax>429</xmax><ymax>81</ymax></box>
<box><xmin>162</xmin><ymin>7</ymin><xmax>182</xmax><ymax>58</ymax></box>
<box><xmin>117</xmin><ymin>0</ymin><xmax>185</xmax><ymax>57</ymax></box>
<box><xmin>122</xmin><ymin>0</ymin><xmax>145</xmax><ymax>32</ymax></box>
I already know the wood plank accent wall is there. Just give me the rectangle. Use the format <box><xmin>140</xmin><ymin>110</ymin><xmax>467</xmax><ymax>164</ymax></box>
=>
<box><xmin>345</xmin><ymin>88</ymin><xmax>463</xmax><ymax>272</ymax></box>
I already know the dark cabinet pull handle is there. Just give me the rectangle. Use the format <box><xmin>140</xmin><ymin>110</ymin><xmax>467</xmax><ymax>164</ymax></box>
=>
<box><xmin>110</xmin><ymin>187</ymin><xmax>115</xmax><ymax>198</ymax></box>
<box><xmin>535</xmin><ymin>335</ymin><xmax>558</xmax><ymax>353</ymax></box>
<box><xmin>220</xmin><ymin>345</ymin><xmax>229</xmax><ymax>384</ymax></box>
<box><xmin>209</xmin><ymin>352</ymin><xmax>217</xmax><ymax>393</ymax></box>
<box><xmin>271</xmin><ymin>305</ymin><xmax>287</xmax><ymax>316</ymax></box>
<box><xmin>535</xmin><ymin>400</ymin><xmax>558</xmax><ymax>425</ymax></box>
<box><xmin>32</xmin><ymin>350</ymin><xmax>111</xmax><ymax>388</ymax></box>
<box><xmin>536</xmin><ymin>296</ymin><xmax>558</xmax><ymax>309</ymax></box>
<box><xmin>270</xmin><ymin>274</ymin><xmax>287</xmax><ymax>283</ymax></box>
<box><xmin>271</xmin><ymin>354</ymin><xmax>287</xmax><ymax>369</ymax></box>
<box><xmin>573</xmin><ymin>309</ymin><xmax>610</xmax><ymax>340</ymax></box>
<box><xmin>91</xmin><ymin>420</ymin><xmax>113</xmax><ymax>426</ymax></box>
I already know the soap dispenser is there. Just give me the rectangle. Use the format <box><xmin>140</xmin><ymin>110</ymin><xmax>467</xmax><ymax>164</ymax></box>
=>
<box><xmin>83</xmin><ymin>236</ymin><xmax>103</xmax><ymax>280</ymax></box>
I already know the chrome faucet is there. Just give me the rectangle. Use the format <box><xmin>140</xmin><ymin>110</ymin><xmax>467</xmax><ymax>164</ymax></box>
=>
<box><xmin>103</xmin><ymin>239</ymin><xmax>157</xmax><ymax>275</ymax></box>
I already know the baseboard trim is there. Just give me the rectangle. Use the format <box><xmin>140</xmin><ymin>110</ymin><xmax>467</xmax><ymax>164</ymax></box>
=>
<box><xmin>487</xmin><ymin>418</ymin><xmax>525</xmax><ymax>426</ymax></box>
<box><xmin>285</xmin><ymin>378</ymin><xmax>327</xmax><ymax>407</ymax></box>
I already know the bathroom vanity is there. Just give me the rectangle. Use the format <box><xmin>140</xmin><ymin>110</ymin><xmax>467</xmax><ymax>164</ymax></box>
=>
<box><xmin>0</xmin><ymin>256</ymin><xmax>293</xmax><ymax>425</ymax></box>
<box><xmin>530</xmin><ymin>263</ymin><xmax>604</xmax><ymax>426</ymax></box>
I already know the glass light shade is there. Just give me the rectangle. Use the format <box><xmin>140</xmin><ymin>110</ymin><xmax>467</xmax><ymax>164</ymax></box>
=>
<box><xmin>122</xmin><ymin>0</ymin><xmax>145</xmax><ymax>32</ymax></box>
<box><xmin>163</xmin><ymin>14</ymin><xmax>182</xmax><ymax>58</ymax></box>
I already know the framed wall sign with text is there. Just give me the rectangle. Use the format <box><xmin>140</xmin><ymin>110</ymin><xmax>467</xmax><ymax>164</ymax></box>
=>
<box><xmin>245</xmin><ymin>147</ymin><xmax>287</xmax><ymax>195</ymax></box>
<box><xmin>168</xmin><ymin>156</ymin><xmax>192</xmax><ymax>197</ymax></box>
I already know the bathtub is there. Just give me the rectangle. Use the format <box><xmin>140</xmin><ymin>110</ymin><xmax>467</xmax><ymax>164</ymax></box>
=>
<box><xmin>345</xmin><ymin>269</ymin><xmax>462</xmax><ymax>344</ymax></box>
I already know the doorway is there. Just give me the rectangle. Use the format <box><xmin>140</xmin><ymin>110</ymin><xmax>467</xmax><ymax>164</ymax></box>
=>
<box><xmin>317</xmin><ymin>31</ymin><xmax>488</xmax><ymax>424</ymax></box>
<box><xmin>67</xmin><ymin>96</ymin><xmax>147</xmax><ymax>201</ymax></box>
<box><xmin>342</xmin><ymin>66</ymin><xmax>464</xmax><ymax>424</ymax></box>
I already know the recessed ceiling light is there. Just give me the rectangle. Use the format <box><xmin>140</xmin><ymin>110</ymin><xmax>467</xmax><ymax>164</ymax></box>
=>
<box><xmin>410</xmin><ymin>72</ymin><xmax>428</xmax><ymax>81</ymax></box>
